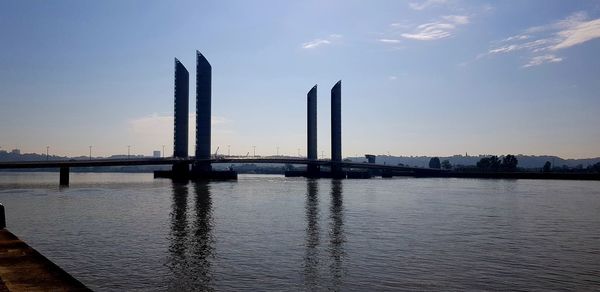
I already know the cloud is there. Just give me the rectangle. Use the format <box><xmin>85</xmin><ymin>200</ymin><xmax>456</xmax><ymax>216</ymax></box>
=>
<box><xmin>408</xmin><ymin>0</ymin><xmax>448</xmax><ymax>10</ymax></box>
<box><xmin>301</xmin><ymin>34</ymin><xmax>342</xmax><ymax>49</ymax></box>
<box><xmin>378</xmin><ymin>39</ymin><xmax>401</xmax><ymax>43</ymax></box>
<box><xmin>130</xmin><ymin>114</ymin><xmax>172</xmax><ymax>134</ymax></box>
<box><xmin>302</xmin><ymin>39</ymin><xmax>331</xmax><ymax>49</ymax></box>
<box><xmin>390</xmin><ymin>22</ymin><xmax>412</xmax><ymax>29</ymax></box>
<box><xmin>499</xmin><ymin>34</ymin><xmax>530</xmax><ymax>42</ymax></box>
<box><xmin>400</xmin><ymin>15</ymin><xmax>470</xmax><ymax>41</ymax></box>
<box><xmin>388</xmin><ymin>75</ymin><xmax>398</xmax><ymax>80</ymax></box>
<box><xmin>485</xmin><ymin>11</ymin><xmax>600</xmax><ymax>67</ymax></box>
<box><xmin>127</xmin><ymin>114</ymin><xmax>233</xmax><ymax>155</ymax></box>
<box><xmin>130</xmin><ymin>114</ymin><xmax>231</xmax><ymax>135</ymax></box>
<box><xmin>552</xmin><ymin>18</ymin><xmax>600</xmax><ymax>50</ymax></box>
<box><xmin>442</xmin><ymin>15</ymin><xmax>470</xmax><ymax>25</ymax></box>
<box><xmin>488</xmin><ymin>39</ymin><xmax>553</xmax><ymax>54</ymax></box>
<box><xmin>523</xmin><ymin>54</ymin><xmax>563</xmax><ymax>68</ymax></box>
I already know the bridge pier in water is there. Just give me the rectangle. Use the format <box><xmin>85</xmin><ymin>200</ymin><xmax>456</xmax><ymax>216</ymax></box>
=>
<box><xmin>285</xmin><ymin>81</ymin><xmax>358</xmax><ymax>179</ymax></box>
<box><xmin>172</xmin><ymin>58</ymin><xmax>190</xmax><ymax>177</ymax></box>
<box><xmin>59</xmin><ymin>166</ymin><xmax>69</xmax><ymax>186</ymax></box>
<box><xmin>155</xmin><ymin>51</ymin><xmax>237</xmax><ymax>181</ymax></box>
<box><xmin>306</xmin><ymin>85</ymin><xmax>320</xmax><ymax>177</ymax></box>
<box><xmin>190</xmin><ymin>51</ymin><xmax>237</xmax><ymax>180</ymax></box>
<box><xmin>330</xmin><ymin>81</ymin><xmax>343</xmax><ymax>178</ymax></box>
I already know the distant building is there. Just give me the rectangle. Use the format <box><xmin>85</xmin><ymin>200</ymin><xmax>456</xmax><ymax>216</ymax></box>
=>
<box><xmin>153</xmin><ymin>151</ymin><xmax>161</xmax><ymax>158</ymax></box>
<box><xmin>11</xmin><ymin>149</ymin><xmax>20</xmax><ymax>155</ymax></box>
<box><xmin>365</xmin><ymin>154</ymin><xmax>376</xmax><ymax>164</ymax></box>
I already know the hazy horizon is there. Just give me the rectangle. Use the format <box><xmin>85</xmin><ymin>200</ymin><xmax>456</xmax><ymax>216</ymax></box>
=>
<box><xmin>2</xmin><ymin>1</ymin><xmax>600</xmax><ymax>159</ymax></box>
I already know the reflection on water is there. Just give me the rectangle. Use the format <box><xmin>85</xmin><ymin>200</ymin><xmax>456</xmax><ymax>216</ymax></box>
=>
<box><xmin>329</xmin><ymin>179</ymin><xmax>345</xmax><ymax>290</ymax></box>
<box><xmin>167</xmin><ymin>182</ymin><xmax>215</xmax><ymax>291</ymax></box>
<box><xmin>303</xmin><ymin>179</ymin><xmax>320</xmax><ymax>289</ymax></box>
<box><xmin>191</xmin><ymin>182</ymin><xmax>215</xmax><ymax>290</ymax></box>
<box><xmin>168</xmin><ymin>182</ymin><xmax>188</xmax><ymax>289</ymax></box>
<box><xmin>303</xmin><ymin>179</ymin><xmax>346</xmax><ymax>291</ymax></box>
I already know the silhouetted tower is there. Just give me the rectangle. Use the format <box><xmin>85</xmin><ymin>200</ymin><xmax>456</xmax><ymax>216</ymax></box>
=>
<box><xmin>193</xmin><ymin>51</ymin><xmax>212</xmax><ymax>172</ymax></box>
<box><xmin>307</xmin><ymin>85</ymin><xmax>319</xmax><ymax>175</ymax></box>
<box><xmin>173</xmin><ymin>58</ymin><xmax>189</xmax><ymax>158</ymax></box>
<box><xmin>331</xmin><ymin>80</ymin><xmax>342</xmax><ymax>176</ymax></box>
<box><xmin>173</xmin><ymin>58</ymin><xmax>189</xmax><ymax>174</ymax></box>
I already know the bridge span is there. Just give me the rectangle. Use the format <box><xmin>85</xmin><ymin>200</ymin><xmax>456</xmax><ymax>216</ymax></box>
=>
<box><xmin>0</xmin><ymin>157</ymin><xmax>442</xmax><ymax>185</ymax></box>
<box><xmin>0</xmin><ymin>157</ymin><xmax>439</xmax><ymax>172</ymax></box>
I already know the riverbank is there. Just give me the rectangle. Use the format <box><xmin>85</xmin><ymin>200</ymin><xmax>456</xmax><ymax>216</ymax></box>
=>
<box><xmin>411</xmin><ymin>171</ymin><xmax>600</xmax><ymax>180</ymax></box>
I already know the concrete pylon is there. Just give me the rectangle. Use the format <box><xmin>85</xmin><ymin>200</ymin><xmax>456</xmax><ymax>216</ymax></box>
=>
<box><xmin>307</xmin><ymin>85</ymin><xmax>319</xmax><ymax>176</ymax></box>
<box><xmin>173</xmin><ymin>58</ymin><xmax>189</xmax><ymax>175</ymax></box>
<box><xmin>331</xmin><ymin>80</ymin><xmax>343</xmax><ymax>177</ymax></box>
<box><xmin>193</xmin><ymin>51</ymin><xmax>212</xmax><ymax>173</ymax></box>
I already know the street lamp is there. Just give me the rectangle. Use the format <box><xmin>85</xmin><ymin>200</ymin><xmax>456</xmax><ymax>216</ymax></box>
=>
<box><xmin>162</xmin><ymin>145</ymin><xmax>165</xmax><ymax>158</ymax></box>
<box><xmin>46</xmin><ymin>146</ymin><xmax>49</xmax><ymax>161</ymax></box>
<box><xmin>276</xmin><ymin>146</ymin><xmax>279</xmax><ymax>156</ymax></box>
<box><xmin>252</xmin><ymin>145</ymin><xmax>256</xmax><ymax>157</ymax></box>
<box><xmin>227</xmin><ymin>145</ymin><xmax>231</xmax><ymax>156</ymax></box>
<box><xmin>89</xmin><ymin>146</ymin><xmax>92</xmax><ymax>160</ymax></box>
<box><xmin>297</xmin><ymin>148</ymin><xmax>301</xmax><ymax>157</ymax></box>
<box><xmin>127</xmin><ymin>145</ymin><xmax>131</xmax><ymax>159</ymax></box>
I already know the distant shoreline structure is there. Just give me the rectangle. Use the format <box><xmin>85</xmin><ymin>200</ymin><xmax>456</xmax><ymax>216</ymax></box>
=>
<box><xmin>2</xmin><ymin>150</ymin><xmax>599</xmax><ymax>169</ymax></box>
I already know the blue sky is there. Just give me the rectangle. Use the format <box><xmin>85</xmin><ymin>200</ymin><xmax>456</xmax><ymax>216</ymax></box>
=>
<box><xmin>1</xmin><ymin>0</ymin><xmax>600</xmax><ymax>158</ymax></box>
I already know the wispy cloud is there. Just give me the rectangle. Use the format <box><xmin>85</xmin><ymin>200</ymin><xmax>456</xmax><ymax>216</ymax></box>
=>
<box><xmin>485</xmin><ymin>11</ymin><xmax>600</xmax><ymax>68</ymax></box>
<box><xmin>442</xmin><ymin>15</ymin><xmax>469</xmax><ymax>25</ymax></box>
<box><xmin>552</xmin><ymin>18</ymin><xmax>600</xmax><ymax>50</ymax></box>
<box><xmin>388</xmin><ymin>75</ymin><xmax>398</xmax><ymax>80</ymax></box>
<box><xmin>127</xmin><ymin>114</ymin><xmax>233</xmax><ymax>154</ymax></box>
<box><xmin>378</xmin><ymin>39</ymin><xmax>402</xmax><ymax>43</ymax></box>
<box><xmin>390</xmin><ymin>22</ymin><xmax>412</xmax><ymax>29</ymax></box>
<box><xmin>301</xmin><ymin>34</ymin><xmax>342</xmax><ymax>49</ymax></box>
<box><xmin>302</xmin><ymin>39</ymin><xmax>330</xmax><ymax>49</ymax></box>
<box><xmin>523</xmin><ymin>54</ymin><xmax>563</xmax><ymax>68</ymax></box>
<box><xmin>130</xmin><ymin>114</ymin><xmax>231</xmax><ymax>135</ymax></box>
<box><xmin>408</xmin><ymin>0</ymin><xmax>448</xmax><ymax>10</ymax></box>
<box><xmin>400</xmin><ymin>15</ymin><xmax>470</xmax><ymax>41</ymax></box>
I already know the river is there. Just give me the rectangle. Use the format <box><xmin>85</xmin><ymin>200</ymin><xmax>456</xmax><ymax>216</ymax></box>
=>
<box><xmin>0</xmin><ymin>172</ymin><xmax>599</xmax><ymax>291</ymax></box>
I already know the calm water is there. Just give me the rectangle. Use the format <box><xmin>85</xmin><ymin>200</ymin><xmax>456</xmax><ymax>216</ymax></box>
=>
<box><xmin>0</xmin><ymin>172</ymin><xmax>599</xmax><ymax>291</ymax></box>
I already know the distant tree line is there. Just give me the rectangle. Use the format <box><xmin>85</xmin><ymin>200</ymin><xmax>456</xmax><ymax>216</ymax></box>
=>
<box><xmin>474</xmin><ymin>155</ymin><xmax>519</xmax><ymax>171</ymax></box>
<box><xmin>428</xmin><ymin>157</ymin><xmax>454</xmax><ymax>170</ymax></box>
<box><xmin>542</xmin><ymin>160</ymin><xmax>600</xmax><ymax>173</ymax></box>
<box><xmin>428</xmin><ymin>155</ymin><xmax>600</xmax><ymax>174</ymax></box>
<box><xmin>430</xmin><ymin>154</ymin><xmax>519</xmax><ymax>171</ymax></box>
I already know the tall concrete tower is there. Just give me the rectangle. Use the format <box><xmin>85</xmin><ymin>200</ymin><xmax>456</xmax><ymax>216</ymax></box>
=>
<box><xmin>194</xmin><ymin>51</ymin><xmax>212</xmax><ymax>172</ymax></box>
<box><xmin>173</xmin><ymin>58</ymin><xmax>189</xmax><ymax>158</ymax></box>
<box><xmin>307</xmin><ymin>85</ymin><xmax>318</xmax><ymax>175</ymax></box>
<box><xmin>331</xmin><ymin>80</ymin><xmax>342</xmax><ymax>176</ymax></box>
<box><xmin>172</xmin><ymin>58</ymin><xmax>189</xmax><ymax>175</ymax></box>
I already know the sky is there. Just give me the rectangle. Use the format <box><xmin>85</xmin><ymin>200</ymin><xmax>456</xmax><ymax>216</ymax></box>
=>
<box><xmin>1</xmin><ymin>0</ymin><xmax>600</xmax><ymax>159</ymax></box>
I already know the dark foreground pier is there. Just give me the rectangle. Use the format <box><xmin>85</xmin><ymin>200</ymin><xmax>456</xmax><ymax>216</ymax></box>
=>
<box><xmin>0</xmin><ymin>229</ymin><xmax>90</xmax><ymax>291</ymax></box>
<box><xmin>0</xmin><ymin>204</ymin><xmax>89</xmax><ymax>291</ymax></box>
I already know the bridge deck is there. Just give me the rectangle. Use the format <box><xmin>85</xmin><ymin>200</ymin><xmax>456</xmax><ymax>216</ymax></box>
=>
<box><xmin>0</xmin><ymin>158</ymin><xmax>440</xmax><ymax>173</ymax></box>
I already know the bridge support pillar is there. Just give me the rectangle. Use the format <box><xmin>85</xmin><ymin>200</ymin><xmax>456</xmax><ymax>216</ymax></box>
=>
<box><xmin>306</xmin><ymin>163</ymin><xmax>320</xmax><ymax>178</ymax></box>
<box><xmin>307</xmin><ymin>85</ymin><xmax>318</xmax><ymax>177</ymax></box>
<box><xmin>59</xmin><ymin>167</ymin><xmax>69</xmax><ymax>186</ymax></box>
<box><xmin>331</xmin><ymin>81</ymin><xmax>343</xmax><ymax>177</ymax></box>
<box><xmin>172</xmin><ymin>163</ymin><xmax>189</xmax><ymax>180</ymax></box>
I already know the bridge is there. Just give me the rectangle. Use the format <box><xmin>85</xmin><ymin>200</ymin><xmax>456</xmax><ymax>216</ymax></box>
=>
<box><xmin>0</xmin><ymin>157</ymin><xmax>441</xmax><ymax>185</ymax></box>
<box><xmin>0</xmin><ymin>50</ymin><xmax>445</xmax><ymax>184</ymax></box>
<box><xmin>0</xmin><ymin>157</ymin><xmax>436</xmax><ymax>172</ymax></box>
